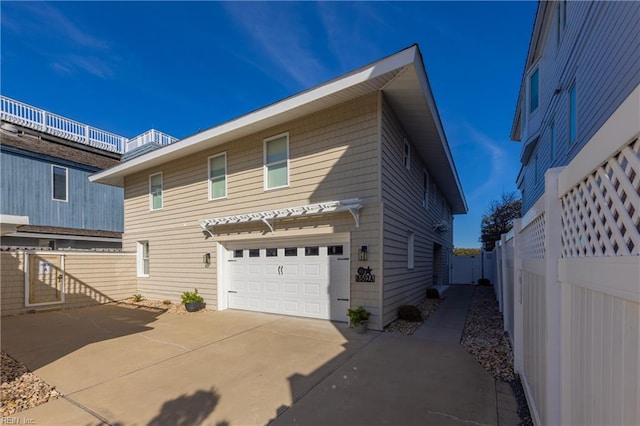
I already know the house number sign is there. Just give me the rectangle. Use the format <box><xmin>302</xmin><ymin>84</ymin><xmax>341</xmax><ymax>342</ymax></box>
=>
<box><xmin>355</xmin><ymin>266</ymin><xmax>375</xmax><ymax>283</ymax></box>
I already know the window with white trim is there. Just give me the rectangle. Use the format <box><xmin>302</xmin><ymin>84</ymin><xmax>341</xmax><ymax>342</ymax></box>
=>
<box><xmin>137</xmin><ymin>241</ymin><xmax>149</xmax><ymax>277</ymax></box>
<box><xmin>422</xmin><ymin>170</ymin><xmax>429</xmax><ymax>209</ymax></box>
<box><xmin>264</xmin><ymin>134</ymin><xmax>289</xmax><ymax>190</ymax></box>
<box><xmin>403</xmin><ymin>139</ymin><xmax>411</xmax><ymax>170</ymax></box>
<box><xmin>149</xmin><ymin>172</ymin><xmax>163</xmax><ymax>210</ymax></box>
<box><xmin>529</xmin><ymin>68</ymin><xmax>539</xmax><ymax>113</ymax></box>
<box><xmin>52</xmin><ymin>165</ymin><xmax>68</xmax><ymax>202</ymax></box>
<box><xmin>407</xmin><ymin>233</ymin><xmax>415</xmax><ymax>269</ymax></box>
<box><xmin>208</xmin><ymin>153</ymin><xmax>227</xmax><ymax>200</ymax></box>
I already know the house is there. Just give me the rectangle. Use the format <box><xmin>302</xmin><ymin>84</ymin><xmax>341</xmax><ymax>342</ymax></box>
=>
<box><xmin>511</xmin><ymin>0</ymin><xmax>640</xmax><ymax>213</ymax></box>
<box><xmin>91</xmin><ymin>45</ymin><xmax>468</xmax><ymax>330</ymax></box>
<box><xmin>0</xmin><ymin>96</ymin><xmax>177</xmax><ymax>250</ymax></box>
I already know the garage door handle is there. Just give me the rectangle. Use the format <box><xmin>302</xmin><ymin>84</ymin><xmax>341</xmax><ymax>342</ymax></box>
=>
<box><xmin>337</xmin><ymin>257</ymin><xmax>349</xmax><ymax>261</ymax></box>
<box><xmin>337</xmin><ymin>298</ymin><xmax>349</xmax><ymax>301</ymax></box>
<box><xmin>228</xmin><ymin>291</ymin><xmax>237</xmax><ymax>294</ymax></box>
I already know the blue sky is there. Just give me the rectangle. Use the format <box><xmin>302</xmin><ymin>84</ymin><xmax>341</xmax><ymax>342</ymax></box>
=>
<box><xmin>1</xmin><ymin>1</ymin><xmax>536</xmax><ymax>248</ymax></box>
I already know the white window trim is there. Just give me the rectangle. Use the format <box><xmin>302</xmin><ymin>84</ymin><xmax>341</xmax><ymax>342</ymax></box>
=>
<box><xmin>51</xmin><ymin>165</ymin><xmax>68</xmax><ymax>202</ymax></box>
<box><xmin>263</xmin><ymin>132</ymin><xmax>290</xmax><ymax>191</ymax></box>
<box><xmin>422</xmin><ymin>170</ymin><xmax>429</xmax><ymax>209</ymax></box>
<box><xmin>137</xmin><ymin>241</ymin><xmax>149</xmax><ymax>277</ymax></box>
<box><xmin>528</xmin><ymin>66</ymin><xmax>540</xmax><ymax>114</ymax></box>
<box><xmin>149</xmin><ymin>172</ymin><xmax>163</xmax><ymax>211</ymax></box>
<box><xmin>404</xmin><ymin>139</ymin><xmax>411</xmax><ymax>171</ymax></box>
<box><xmin>208</xmin><ymin>152</ymin><xmax>227</xmax><ymax>200</ymax></box>
<box><xmin>407</xmin><ymin>233</ymin><xmax>415</xmax><ymax>270</ymax></box>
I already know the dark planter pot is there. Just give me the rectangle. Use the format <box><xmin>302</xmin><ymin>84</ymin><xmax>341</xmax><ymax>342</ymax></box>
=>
<box><xmin>354</xmin><ymin>322</ymin><xmax>368</xmax><ymax>334</ymax></box>
<box><xmin>185</xmin><ymin>302</ymin><xmax>205</xmax><ymax>312</ymax></box>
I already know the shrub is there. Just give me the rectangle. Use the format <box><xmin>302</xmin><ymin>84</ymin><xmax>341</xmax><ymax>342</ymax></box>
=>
<box><xmin>181</xmin><ymin>289</ymin><xmax>204</xmax><ymax>304</ymax></box>
<box><xmin>478</xmin><ymin>278</ymin><xmax>491</xmax><ymax>286</ymax></box>
<box><xmin>132</xmin><ymin>293</ymin><xmax>143</xmax><ymax>302</ymax></box>
<box><xmin>426</xmin><ymin>287</ymin><xmax>440</xmax><ymax>299</ymax></box>
<box><xmin>347</xmin><ymin>306</ymin><xmax>371</xmax><ymax>326</ymax></box>
<box><xmin>397</xmin><ymin>305</ymin><xmax>422</xmax><ymax>322</ymax></box>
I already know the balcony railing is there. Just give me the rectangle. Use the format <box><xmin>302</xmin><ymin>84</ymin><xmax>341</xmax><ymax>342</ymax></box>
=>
<box><xmin>0</xmin><ymin>96</ymin><xmax>177</xmax><ymax>154</ymax></box>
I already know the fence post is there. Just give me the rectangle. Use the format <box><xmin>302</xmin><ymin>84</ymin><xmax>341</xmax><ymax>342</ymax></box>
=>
<box><xmin>544</xmin><ymin>167</ymin><xmax>563</xmax><ymax>425</ymax></box>
<box><xmin>512</xmin><ymin>218</ymin><xmax>524</xmax><ymax>373</ymax></box>
<box><xmin>41</xmin><ymin>110</ymin><xmax>47</xmax><ymax>132</ymax></box>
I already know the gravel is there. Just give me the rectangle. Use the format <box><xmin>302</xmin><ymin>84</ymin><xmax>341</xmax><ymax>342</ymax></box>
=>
<box><xmin>384</xmin><ymin>297</ymin><xmax>442</xmax><ymax>335</ymax></box>
<box><xmin>115</xmin><ymin>297</ymin><xmax>208</xmax><ymax>315</ymax></box>
<box><xmin>1</xmin><ymin>352</ymin><xmax>60</xmax><ymax>417</ymax></box>
<box><xmin>461</xmin><ymin>286</ymin><xmax>533</xmax><ymax>426</ymax></box>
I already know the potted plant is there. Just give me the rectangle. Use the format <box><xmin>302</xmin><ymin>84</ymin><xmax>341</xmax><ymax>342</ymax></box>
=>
<box><xmin>181</xmin><ymin>288</ymin><xmax>205</xmax><ymax>312</ymax></box>
<box><xmin>347</xmin><ymin>306</ymin><xmax>371</xmax><ymax>334</ymax></box>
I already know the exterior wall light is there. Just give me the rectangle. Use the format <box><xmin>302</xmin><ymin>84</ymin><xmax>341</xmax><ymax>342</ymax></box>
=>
<box><xmin>358</xmin><ymin>245</ymin><xmax>368</xmax><ymax>261</ymax></box>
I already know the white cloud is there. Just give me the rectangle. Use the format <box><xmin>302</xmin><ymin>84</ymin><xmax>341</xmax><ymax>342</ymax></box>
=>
<box><xmin>222</xmin><ymin>3</ymin><xmax>331</xmax><ymax>89</ymax></box>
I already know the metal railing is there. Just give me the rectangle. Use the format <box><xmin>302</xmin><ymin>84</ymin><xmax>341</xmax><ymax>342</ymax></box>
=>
<box><xmin>0</xmin><ymin>96</ymin><xmax>177</xmax><ymax>154</ymax></box>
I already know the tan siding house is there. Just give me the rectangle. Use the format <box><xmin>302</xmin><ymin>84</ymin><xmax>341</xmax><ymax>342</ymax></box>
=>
<box><xmin>92</xmin><ymin>45</ymin><xmax>467</xmax><ymax>330</ymax></box>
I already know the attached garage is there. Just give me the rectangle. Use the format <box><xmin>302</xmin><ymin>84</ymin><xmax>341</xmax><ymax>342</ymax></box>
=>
<box><xmin>219</xmin><ymin>238</ymin><xmax>351</xmax><ymax>322</ymax></box>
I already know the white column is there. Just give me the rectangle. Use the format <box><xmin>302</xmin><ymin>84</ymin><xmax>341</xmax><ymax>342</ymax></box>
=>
<box><xmin>544</xmin><ymin>167</ymin><xmax>563</xmax><ymax>425</ymax></box>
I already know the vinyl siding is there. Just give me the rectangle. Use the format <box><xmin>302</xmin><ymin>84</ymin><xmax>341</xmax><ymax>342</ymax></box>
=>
<box><xmin>519</xmin><ymin>1</ymin><xmax>640</xmax><ymax>212</ymax></box>
<box><xmin>380</xmin><ymin>97</ymin><xmax>453</xmax><ymax>326</ymax></box>
<box><xmin>0</xmin><ymin>149</ymin><xmax>124</xmax><ymax>232</ymax></box>
<box><xmin>123</xmin><ymin>94</ymin><xmax>384</xmax><ymax>324</ymax></box>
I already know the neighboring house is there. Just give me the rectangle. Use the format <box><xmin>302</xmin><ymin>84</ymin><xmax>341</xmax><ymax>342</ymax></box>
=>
<box><xmin>0</xmin><ymin>97</ymin><xmax>177</xmax><ymax>249</ymax></box>
<box><xmin>91</xmin><ymin>45</ymin><xmax>468</xmax><ymax>330</ymax></box>
<box><xmin>511</xmin><ymin>0</ymin><xmax>640</xmax><ymax>212</ymax></box>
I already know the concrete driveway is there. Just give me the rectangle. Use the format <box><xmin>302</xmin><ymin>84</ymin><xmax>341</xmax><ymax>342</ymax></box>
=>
<box><xmin>2</xmin><ymin>305</ymin><xmax>374</xmax><ymax>425</ymax></box>
<box><xmin>2</xmin><ymin>288</ymin><xmax>499</xmax><ymax>426</ymax></box>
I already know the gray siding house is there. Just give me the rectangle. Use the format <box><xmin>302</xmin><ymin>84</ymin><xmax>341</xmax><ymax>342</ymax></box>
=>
<box><xmin>92</xmin><ymin>45</ymin><xmax>468</xmax><ymax>330</ymax></box>
<box><xmin>511</xmin><ymin>0</ymin><xmax>640</xmax><ymax>213</ymax></box>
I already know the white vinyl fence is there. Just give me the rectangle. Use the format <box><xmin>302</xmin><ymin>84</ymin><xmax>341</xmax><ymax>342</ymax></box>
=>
<box><xmin>494</xmin><ymin>86</ymin><xmax>640</xmax><ymax>425</ymax></box>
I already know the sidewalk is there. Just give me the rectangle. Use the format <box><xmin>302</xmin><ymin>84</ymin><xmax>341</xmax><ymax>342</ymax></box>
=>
<box><xmin>272</xmin><ymin>285</ymin><xmax>505</xmax><ymax>426</ymax></box>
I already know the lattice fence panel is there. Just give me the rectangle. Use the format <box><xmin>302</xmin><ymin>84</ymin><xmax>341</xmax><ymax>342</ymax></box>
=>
<box><xmin>561</xmin><ymin>138</ymin><xmax>640</xmax><ymax>257</ymax></box>
<box><xmin>521</xmin><ymin>214</ymin><xmax>546</xmax><ymax>260</ymax></box>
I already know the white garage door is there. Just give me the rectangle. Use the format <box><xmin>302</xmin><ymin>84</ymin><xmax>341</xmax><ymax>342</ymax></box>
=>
<box><xmin>225</xmin><ymin>242</ymin><xmax>350</xmax><ymax>321</ymax></box>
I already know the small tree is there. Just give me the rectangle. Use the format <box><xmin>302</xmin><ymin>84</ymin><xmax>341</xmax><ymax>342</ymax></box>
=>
<box><xmin>480</xmin><ymin>192</ymin><xmax>522</xmax><ymax>251</ymax></box>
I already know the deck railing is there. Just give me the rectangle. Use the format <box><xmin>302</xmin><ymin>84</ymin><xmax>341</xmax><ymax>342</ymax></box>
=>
<box><xmin>0</xmin><ymin>96</ymin><xmax>176</xmax><ymax>154</ymax></box>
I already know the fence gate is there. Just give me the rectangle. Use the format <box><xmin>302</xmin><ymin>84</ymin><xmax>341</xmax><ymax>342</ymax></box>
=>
<box><xmin>27</xmin><ymin>253</ymin><xmax>64</xmax><ymax>305</ymax></box>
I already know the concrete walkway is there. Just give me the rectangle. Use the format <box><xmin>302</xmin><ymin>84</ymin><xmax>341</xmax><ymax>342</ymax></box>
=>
<box><xmin>5</xmin><ymin>286</ymin><xmax>510</xmax><ymax>425</ymax></box>
<box><xmin>272</xmin><ymin>284</ymin><xmax>500</xmax><ymax>426</ymax></box>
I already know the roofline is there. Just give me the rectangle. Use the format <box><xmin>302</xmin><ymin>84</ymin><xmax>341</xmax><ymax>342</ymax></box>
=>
<box><xmin>91</xmin><ymin>45</ymin><xmax>420</xmax><ymax>185</ymax></box>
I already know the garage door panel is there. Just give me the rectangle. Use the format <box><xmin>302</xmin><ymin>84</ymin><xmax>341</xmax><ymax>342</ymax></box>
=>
<box><xmin>225</xmin><ymin>241</ymin><xmax>349</xmax><ymax>321</ymax></box>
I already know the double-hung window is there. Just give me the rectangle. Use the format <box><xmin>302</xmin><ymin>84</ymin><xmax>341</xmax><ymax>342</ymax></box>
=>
<box><xmin>208</xmin><ymin>153</ymin><xmax>227</xmax><ymax>200</ymax></box>
<box><xmin>529</xmin><ymin>68</ymin><xmax>539</xmax><ymax>113</ymax></box>
<box><xmin>404</xmin><ymin>139</ymin><xmax>411</xmax><ymax>170</ymax></box>
<box><xmin>149</xmin><ymin>172</ymin><xmax>163</xmax><ymax>210</ymax></box>
<box><xmin>52</xmin><ymin>165</ymin><xmax>68</xmax><ymax>202</ymax></box>
<box><xmin>569</xmin><ymin>84</ymin><xmax>577</xmax><ymax>144</ymax></box>
<box><xmin>264</xmin><ymin>133</ymin><xmax>289</xmax><ymax>190</ymax></box>
<box><xmin>137</xmin><ymin>241</ymin><xmax>149</xmax><ymax>277</ymax></box>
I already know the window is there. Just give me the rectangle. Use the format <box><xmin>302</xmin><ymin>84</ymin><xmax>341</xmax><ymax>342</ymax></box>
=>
<box><xmin>284</xmin><ymin>247</ymin><xmax>297</xmax><ymax>256</ymax></box>
<box><xmin>149</xmin><ymin>172</ymin><xmax>163</xmax><ymax>210</ymax></box>
<box><xmin>569</xmin><ymin>84</ymin><xmax>577</xmax><ymax>144</ymax></box>
<box><xmin>529</xmin><ymin>68</ymin><xmax>539</xmax><ymax>113</ymax></box>
<box><xmin>422</xmin><ymin>171</ymin><xmax>429</xmax><ymax>209</ymax></box>
<box><xmin>305</xmin><ymin>246</ymin><xmax>319</xmax><ymax>256</ymax></box>
<box><xmin>234</xmin><ymin>249</ymin><xmax>243</xmax><ymax>258</ymax></box>
<box><xmin>328</xmin><ymin>245</ymin><xmax>344</xmax><ymax>256</ymax></box>
<box><xmin>264</xmin><ymin>134</ymin><xmax>289</xmax><ymax>190</ymax></box>
<box><xmin>266</xmin><ymin>248</ymin><xmax>278</xmax><ymax>257</ymax></box>
<box><xmin>137</xmin><ymin>241</ymin><xmax>149</xmax><ymax>277</ymax></box>
<box><xmin>208</xmin><ymin>153</ymin><xmax>227</xmax><ymax>200</ymax></box>
<box><xmin>403</xmin><ymin>139</ymin><xmax>411</xmax><ymax>170</ymax></box>
<box><xmin>550</xmin><ymin>124</ymin><xmax>556</xmax><ymax>161</ymax></box>
<box><xmin>249</xmin><ymin>249</ymin><xmax>260</xmax><ymax>257</ymax></box>
<box><xmin>407</xmin><ymin>233</ymin><xmax>415</xmax><ymax>269</ymax></box>
<box><xmin>52</xmin><ymin>165</ymin><xmax>68</xmax><ymax>201</ymax></box>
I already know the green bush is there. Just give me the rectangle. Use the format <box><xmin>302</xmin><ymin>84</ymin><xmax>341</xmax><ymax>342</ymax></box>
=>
<box><xmin>181</xmin><ymin>288</ymin><xmax>204</xmax><ymax>304</ymax></box>
<box><xmin>397</xmin><ymin>305</ymin><xmax>422</xmax><ymax>322</ymax></box>
<box><xmin>478</xmin><ymin>278</ymin><xmax>491</xmax><ymax>286</ymax></box>
<box><xmin>132</xmin><ymin>293</ymin><xmax>143</xmax><ymax>302</ymax></box>
<box><xmin>426</xmin><ymin>287</ymin><xmax>440</xmax><ymax>299</ymax></box>
<box><xmin>347</xmin><ymin>306</ymin><xmax>371</xmax><ymax>326</ymax></box>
